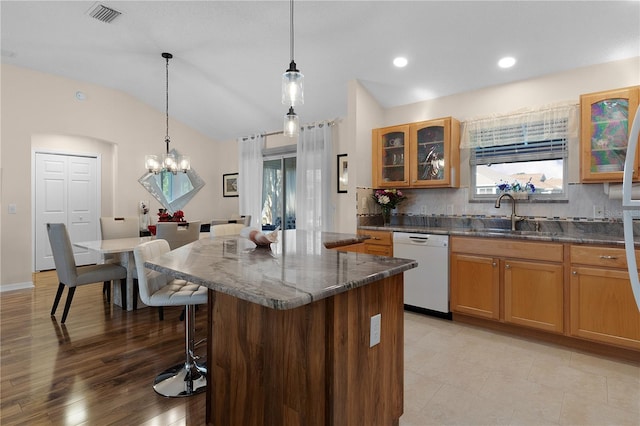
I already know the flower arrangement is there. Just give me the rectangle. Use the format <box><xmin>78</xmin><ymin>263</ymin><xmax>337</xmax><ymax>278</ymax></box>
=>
<box><xmin>372</xmin><ymin>189</ymin><xmax>406</xmax><ymax>209</ymax></box>
<box><xmin>496</xmin><ymin>178</ymin><xmax>535</xmax><ymax>193</ymax></box>
<box><xmin>157</xmin><ymin>209</ymin><xmax>186</xmax><ymax>222</ymax></box>
<box><xmin>372</xmin><ymin>189</ymin><xmax>406</xmax><ymax>225</ymax></box>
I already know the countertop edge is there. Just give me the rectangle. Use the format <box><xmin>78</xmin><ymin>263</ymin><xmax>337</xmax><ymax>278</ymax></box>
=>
<box><xmin>358</xmin><ymin>225</ymin><xmax>640</xmax><ymax>247</ymax></box>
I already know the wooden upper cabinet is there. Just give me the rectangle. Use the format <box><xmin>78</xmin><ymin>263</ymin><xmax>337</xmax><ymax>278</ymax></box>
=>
<box><xmin>409</xmin><ymin>117</ymin><xmax>460</xmax><ymax>188</ymax></box>
<box><xmin>372</xmin><ymin>117</ymin><xmax>460</xmax><ymax>188</ymax></box>
<box><xmin>580</xmin><ymin>86</ymin><xmax>640</xmax><ymax>182</ymax></box>
<box><xmin>372</xmin><ymin>124</ymin><xmax>411</xmax><ymax>187</ymax></box>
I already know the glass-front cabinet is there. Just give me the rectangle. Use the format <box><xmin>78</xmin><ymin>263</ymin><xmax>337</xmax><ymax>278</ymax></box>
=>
<box><xmin>372</xmin><ymin>124</ymin><xmax>410</xmax><ymax>187</ymax></box>
<box><xmin>580</xmin><ymin>86</ymin><xmax>640</xmax><ymax>182</ymax></box>
<box><xmin>410</xmin><ymin>117</ymin><xmax>460</xmax><ymax>188</ymax></box>
<box><xmin>372</xmin><ymin>117</ymin><xmax>460</xmax><ymax>188</ymax></box>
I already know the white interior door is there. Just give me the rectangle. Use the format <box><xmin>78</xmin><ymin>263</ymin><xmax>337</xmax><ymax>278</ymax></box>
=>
<box><xmin>35</xmin><ymin>152</ymin><xmax>99</xmax><ymax>270</ymax></box>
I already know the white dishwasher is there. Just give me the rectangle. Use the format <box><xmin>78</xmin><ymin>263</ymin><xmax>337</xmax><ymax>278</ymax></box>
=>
<box><xmin>393</xmin><ymin>232</ymin><xmax>450</xmax><ymax>318</ymax></box>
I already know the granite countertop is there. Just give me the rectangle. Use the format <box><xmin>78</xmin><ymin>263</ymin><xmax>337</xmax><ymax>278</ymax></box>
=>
<box><xmin>144</xmin><ymin>230</ymin><xmax>417</xmax><ymax>310</ymax></box>
<box><xmin>359</xmin><ymin>223</ymin><xmax>640</xmax><ymax>247</ymax></box>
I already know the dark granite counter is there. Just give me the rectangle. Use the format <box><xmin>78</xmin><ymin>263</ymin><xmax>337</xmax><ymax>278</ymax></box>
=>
<box><xmin>358</xmin><ymin>215</ymin><xmax>640</xmax><ymax>247</ymax></box>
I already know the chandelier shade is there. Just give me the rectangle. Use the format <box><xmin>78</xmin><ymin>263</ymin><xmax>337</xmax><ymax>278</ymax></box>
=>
<box><xmin>145</xmin><ymin>52</ymin><xmax>190</xmax><ymax>174</ymax></box>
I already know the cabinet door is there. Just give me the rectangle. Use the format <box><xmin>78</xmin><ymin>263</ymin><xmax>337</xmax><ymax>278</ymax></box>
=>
<box><xmin>372</xmin><ymin>125</ymin><xmax>410</xmax><ymax>187</ymax></box>
<box><xmin>409</xmin><ymin>118</ymin><xmax>460</xmax><ymax>188</ymax></box>
<box><xmin>580</xmin><ymin>86</ymin><xmax>640</xmax><ymax>182</ymax></box>
<box><xmin>570</xmin><ymin>266</ymin><xmax>640</xmax><ymax>350</ymax></box>
<box><xmin>450</xmin><ymin>253</ymin><xmax>499</xmax><ymax>319</ymax></box>
<box><xmin>504</xmin><ymin>259</ymin><xmax>564</xmax><ymax>333</ymax></box>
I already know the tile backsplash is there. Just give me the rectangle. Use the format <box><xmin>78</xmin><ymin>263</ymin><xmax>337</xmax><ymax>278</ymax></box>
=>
<box><xmin>357</xmin><ymin>183</ymin><xmax>636</xmax><ymax>221</ymax></box>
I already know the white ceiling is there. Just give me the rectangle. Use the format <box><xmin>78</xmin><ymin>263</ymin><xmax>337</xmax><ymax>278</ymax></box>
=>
<box><xmin>2</xmin><ymin>1</ymin><xmax>639</xmax><ymax>142</ymax></box>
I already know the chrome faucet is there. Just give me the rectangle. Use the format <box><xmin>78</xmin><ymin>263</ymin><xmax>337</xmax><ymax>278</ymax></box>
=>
<box><xmin>495</xmin><ymin>193</ymin><xmax>522</xmax><ymax>231</ymax></box>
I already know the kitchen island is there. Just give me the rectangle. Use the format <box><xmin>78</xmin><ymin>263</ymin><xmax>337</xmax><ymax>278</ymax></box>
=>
<box><xmin>144</xmin><ymin>230</ymin><xmax>417</xmax><ymax>425</ymax></box>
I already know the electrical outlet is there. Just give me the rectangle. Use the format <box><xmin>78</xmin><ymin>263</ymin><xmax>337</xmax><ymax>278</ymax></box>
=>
<box><xmin>420</xmin><ymin>205</ymin><xmax>428</xmax><ymax>215</ymax></box>
<box><xmin>593</xmin><ymin>205</ymin><xmax>604</xmax><ymax>219</ymax></box>
<box><xmin>370</xmin><ymin>314</ymin><xmax>381</xmax><ymax>347</ymax></box>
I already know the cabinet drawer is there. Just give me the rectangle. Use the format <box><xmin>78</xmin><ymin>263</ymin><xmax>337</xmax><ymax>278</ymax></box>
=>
<box><xmin>358</xmin><ymin>229</ymin><xmax>392</xmax><ymax>246</ymax></box>
<box><xmin>570</xmin><ymin>245</ymin><xmax>640</xmax><ymax>269</ymax></box>
<box><xmin>450</xmin><ymin>237</ymin><xmax>563</xmax><ymax>262</ymax></box>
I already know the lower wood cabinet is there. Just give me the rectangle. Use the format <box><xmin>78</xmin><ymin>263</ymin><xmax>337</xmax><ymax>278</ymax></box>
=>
<box><xmin>450</xmin><ymin>237</ymin><xmax>564</xmax><ymax>333</ymax></box>
<box><xmin>570</xmin><ymin>245</ymin><xmax>640</xmax><ymax>350</ymax></box>
<box><xmin>357</xmin><ymin>229</ymin><xmax>393</xmax><ymax>256</ymax></box>
<box><xmin>450</xmin><ymin>253</ymin><xmax>499</xmax><ymax>319</ymax></box>
<box><xmin>504</xmin><ymin>259</ymin><xmax>564</xmax><ymax>333</ymax></box>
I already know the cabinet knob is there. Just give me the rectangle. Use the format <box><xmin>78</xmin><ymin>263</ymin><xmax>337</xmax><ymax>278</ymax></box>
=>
<box><xmin>599</xmin><ymin>255</ymin><xmax>618</xmax><ymax>260</ymax></box>
<box><xmin>492</xmin><ymin>262</ymin><xmax>497</xmax><ymax>267</ymax></box>
<box><xmin>572</xmin><ymin>270</ymin><xmax>577</xmax><ymax>275</ymax></box>
<box><xmin>505</xmin><ymin>264</ymin><xmax>511</xmax><ymax>269</ymax></box>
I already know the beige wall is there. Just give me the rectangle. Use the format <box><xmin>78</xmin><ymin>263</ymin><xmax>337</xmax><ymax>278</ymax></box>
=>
<box><xmin>0</xmin><ymin>63</ymin><xmax>236</xmax><ymax>287</ymax></box>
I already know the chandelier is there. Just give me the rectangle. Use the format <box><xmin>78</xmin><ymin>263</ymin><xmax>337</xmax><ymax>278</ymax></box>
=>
<box><xmin>282</xmin><ymin>0</ymin><xmax>303</xmax><ymax>137</ymax></box>
<box><xmin>145</xmin><ymin>52</ymin><xmax>190</xmax><ymax>174</ymax></box>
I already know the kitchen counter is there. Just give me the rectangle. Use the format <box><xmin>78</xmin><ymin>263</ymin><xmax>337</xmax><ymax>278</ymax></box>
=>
<box><xmin>145</xmin><ymin>230</ymin><xmax>415</xmax><ymax>425</ymax></box>
<box><xmin>359</xmin><ymin>222</ymin><xmax>640</xmax><ymax>247</ymax></box>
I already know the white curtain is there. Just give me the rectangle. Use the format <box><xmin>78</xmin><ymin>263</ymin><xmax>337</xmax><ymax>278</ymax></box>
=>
<box><xmin>296</xmin><ymin>122</ymin><xmax>334</xmax><ymax>232</ymax></box>
<box><xmin>238</xmin><ymin>134</ymin><xmax>264</xmax><ymax>228</ymax></box>
<box><xmin>461</xmin><ymin>102</ymin><xmax>579</xmax><ymax>148</ymax></box>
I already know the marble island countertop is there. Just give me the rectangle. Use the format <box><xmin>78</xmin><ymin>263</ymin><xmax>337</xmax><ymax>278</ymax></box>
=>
<box><xmin>144</xmin><ymin>230</ymin><xmax>417</xmax><ymax>310</ymax></box>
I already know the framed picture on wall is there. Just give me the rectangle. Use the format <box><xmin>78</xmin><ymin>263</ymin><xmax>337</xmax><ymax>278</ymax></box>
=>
<box><xmin>223</xmin><ymin>173</ymin><xmax>239</xmax><ymax>197</ymax></box>
<box><xmin>337</xmin><ymin>154</ymin><xmax>348</xmax><ymax>193</ymax></box>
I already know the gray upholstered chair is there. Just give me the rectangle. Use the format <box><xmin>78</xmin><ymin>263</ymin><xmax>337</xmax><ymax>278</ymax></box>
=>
<box><xmin>155</xmin><ymin>221</ymin><xmax>201</xmax><ymax>250</ymax></box>
<box><xmin>134</xmin><ymin>239</ymin><xmax>207</xmax><ymax>397</ymax></box>
<box><xmin>46</xmin><ymin>223</ymin><xmax>127</xmax><ymax>324</ymax></box>
<box><xmin>99</xmin><ymin>216</ymin><xmax>139</xmax><ymax>305</ymax></box>
<box><xmin>209</xmin><ymin>223</ymin><xmax>246</xmax><ymax>237</ymax></box>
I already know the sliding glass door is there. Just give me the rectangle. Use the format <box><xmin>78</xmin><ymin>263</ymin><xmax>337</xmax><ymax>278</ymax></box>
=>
<box><xmin>262</xmin><ymin>155</ymin><xmax>296</xmax><ymax>230</ymax></box>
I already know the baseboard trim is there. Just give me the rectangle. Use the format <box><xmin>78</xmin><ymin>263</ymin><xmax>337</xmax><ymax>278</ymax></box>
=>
<box><xmin>0</xmin><ymin>282</ymin><xmax>35</xmax><ymax>292</ymax></box>
<box><xmin>453</xmin><ymin>313</ymin><xmax>640</xmax><ymax>363</ymax></box>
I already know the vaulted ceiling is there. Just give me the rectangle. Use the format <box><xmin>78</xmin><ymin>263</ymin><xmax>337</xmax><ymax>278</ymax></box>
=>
<box><xmin>2</xmin><ymin>1</ymin><xmax>639</xmax><ymax>141</ymax></box>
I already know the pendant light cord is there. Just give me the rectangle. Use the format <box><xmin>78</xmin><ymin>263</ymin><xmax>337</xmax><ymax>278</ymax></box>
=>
<box><xmin>289</xmin><ymin>0</ymin><xmax>294</xmax><ymax>63</ymax></box>
<box><xmin>165</xmin><ymin>54</ymin><xmax>170</xmax><ymax>154</ymax></box>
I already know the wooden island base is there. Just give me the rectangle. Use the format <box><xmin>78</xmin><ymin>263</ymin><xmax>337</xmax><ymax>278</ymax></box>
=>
<box><xmin>206</xmin><ymin>275</ymin><xmax>404</xmax><ymax>426</ymax></box>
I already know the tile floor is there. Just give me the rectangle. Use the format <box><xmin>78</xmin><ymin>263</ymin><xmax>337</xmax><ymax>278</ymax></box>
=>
<box><xmin>400</xmin><ymin>312</ymin><xmax>640</xmax><ymax>426</ymax></box>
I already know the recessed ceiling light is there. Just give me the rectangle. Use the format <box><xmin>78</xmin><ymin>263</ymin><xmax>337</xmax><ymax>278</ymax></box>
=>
<box><xmin>498</xmin><ymin>56</ymin><xmax>516</xmax><ymax>68</ymax></box>
<box><xmin>393</xmin><ymin>57</ymin><xmax>408</xmax><ymax>68</ymax></box>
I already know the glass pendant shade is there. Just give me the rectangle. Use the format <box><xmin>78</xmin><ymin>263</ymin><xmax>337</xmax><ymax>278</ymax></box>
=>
<box><xmin>282</xmin><ymin>62</ymin><xmax>304</xmax><ymax>106</ymax></box>
<box><xmin>163</xmin><ymin>152</ymin><xmax>177</xmax><ymax>173</ymax></box>
<box><xmin>145</xmin><ymin>155</ymin><xmax>161</xmax><ymax>173</ymax></box>
<box><xmin>178</xmin><ymin>156</ymin><xmax>191</xmax><ymax>172</ymax></box>
<box><xmin>284</xmin><ymin>106</ymin><xmax>300</xmax><ymax>137</ymax></box>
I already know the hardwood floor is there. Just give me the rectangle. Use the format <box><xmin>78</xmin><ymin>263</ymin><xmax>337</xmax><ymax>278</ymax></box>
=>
<box><xmin>0</xmin><ymin>271</ymin><xmax>207</xmax><ymax>425</ymax></box>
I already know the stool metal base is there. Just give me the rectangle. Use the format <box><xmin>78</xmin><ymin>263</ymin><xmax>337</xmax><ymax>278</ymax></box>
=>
<box><xmin>153</xmin><ymin>361</ymin><xmax>207</xmax><ymax>398</ymax></box>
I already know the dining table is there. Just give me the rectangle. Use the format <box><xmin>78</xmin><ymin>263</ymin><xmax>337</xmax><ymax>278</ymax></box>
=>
<box><xmin>74</xmin><ymin>236</ymin><xmax>153</xmax><ymax>311</ymax></box>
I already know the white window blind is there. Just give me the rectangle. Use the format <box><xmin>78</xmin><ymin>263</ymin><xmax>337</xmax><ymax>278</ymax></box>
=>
<box><xmin>461</xmin><ymin>103</ymin><xmax>578</xmax><ymax>149</ymax></box>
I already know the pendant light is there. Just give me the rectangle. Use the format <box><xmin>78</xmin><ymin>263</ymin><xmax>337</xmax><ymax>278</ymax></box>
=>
<box><xmin>282</xmin><ymin>0</ymin><xmax>302</xmax><ymax>137</ymax></box>
<box><xmin>145</xmin><ymin>52</ymin><xmax>191</xmax><ymax>174</ymax></box>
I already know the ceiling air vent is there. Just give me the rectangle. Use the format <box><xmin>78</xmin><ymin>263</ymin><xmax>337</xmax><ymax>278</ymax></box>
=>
<box><xmin>87</xmin><ymin>3</ymin><xmax>122</xmax><ymax>23</ymax></box>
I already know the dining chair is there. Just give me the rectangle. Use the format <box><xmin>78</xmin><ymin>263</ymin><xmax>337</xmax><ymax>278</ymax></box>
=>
<box><xmin>46</xmin><ymin>223</ymin><xmax>127</xmax><ymax>324</ymax></box>
<box><xmin>209</xmin><ymin>223</ymin><xmax>246</xmax><ymax>237</ymax></box>
<box><xmin>133</xmin><ymin>239</ymin><xmax>207</xmax><ymax>397</ymax></box>
<box><xmin>155</xmin><ymin>221</ymin><xmax>201</xmax><ymax>250</ymax></box>
<box><xmin>100</xmin><ymin>216</ymin><xmax>140</xmax><ymax>306</ymax></box>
